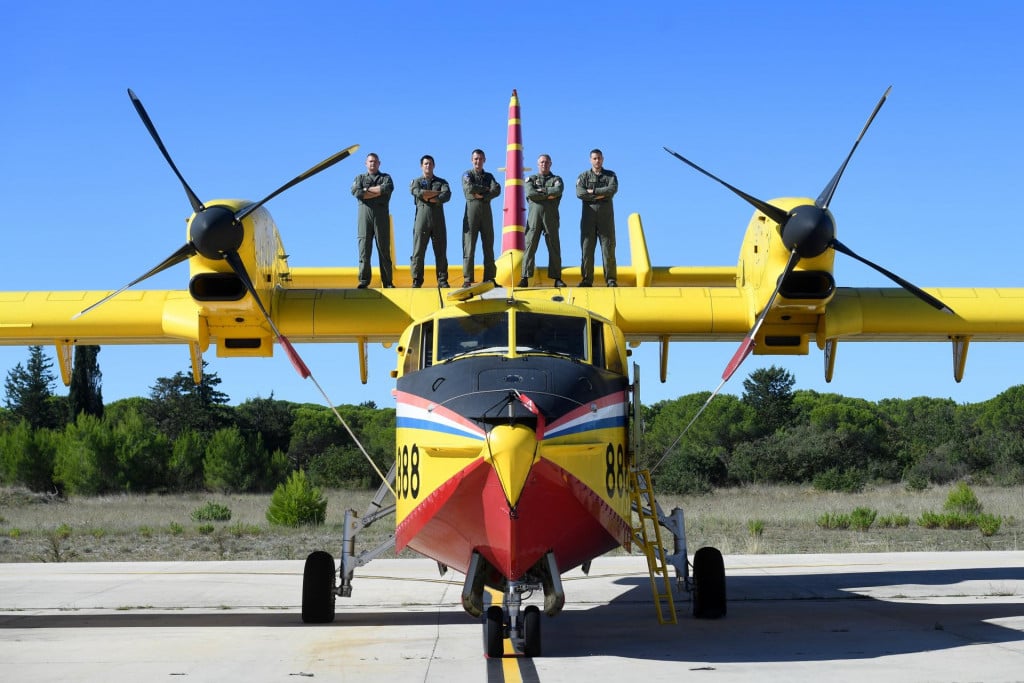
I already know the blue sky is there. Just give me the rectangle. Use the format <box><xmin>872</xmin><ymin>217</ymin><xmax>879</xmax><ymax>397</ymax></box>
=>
<box><xmin>2</xmin><ymin>1</ymin><xmax>1023</xmax><ymax>408</ymax></box>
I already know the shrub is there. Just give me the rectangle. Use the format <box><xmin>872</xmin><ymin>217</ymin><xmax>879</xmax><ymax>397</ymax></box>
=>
<box><xmin>849</xmin><ymin>507</ymin><xmax>877</xmax><ymax>532</ymax></box>
<box><xmin>939</xmin><ymin>512</ymin><xmax>976</xmax><ymax>530</ymax></box>
<box><xmin>903</xmin><ymin>472</ymin><xmax>929</xmax><ymax>492</ymax></box>
<box><xmin>197</xmin><ymin>523</ymin><xmax>215</xmax><ymax>534</ymax></box>
<box><xmin>191</xmin><ymin>501</ymin><xmax>232</xmax><ymax>522</ymax></box>
<box><xmin>977</xmin><ymin>513</ymin><xmax>1002</xmax><ymax>537</ymax></box>
<box><xmin>307</xmin><ymin>445</ymin><xmax>374</xmax><ymax>489</ymax></box>
<box><xmin>918</xmin><ymin>510</ymin><xmax>975</xmax><ymax>530</ymax></box>
<box><xmin>812</xmin><ymin>468</ymin><xmax>865</xmax><ymax>493</ymax></box>
<box><xmin>877</xmin><ymin>514</ymin><xmax>910</xmax><ymax>528</ymax></box>
<box><xmin>917</xmin><ymin>511</ymin><xmax>943</xmax><ymax>529</ymax></box>
<box><xmin>747</xmin><ymin>519</ymin><xmax>765</xmax><ymax>538</ymax></box>
<box><xmin>944</xmin><ymin>482</ymin><xmax>982</xmax><ymax>515</ymax></box>
<box><xmin>816</xmin><ymin>512</ymin><xmax>850</xmax><ymax>529</ymax></box>
<box><xmin>266</xmin><ymin>470</ymin><xmax>327</xmax><ymax>527</ymax></box>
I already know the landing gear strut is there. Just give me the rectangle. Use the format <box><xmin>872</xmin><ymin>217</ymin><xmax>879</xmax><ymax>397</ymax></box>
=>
<box><xmin>472</xmin><ymin>552</ymin><xmax>561</xmax><ymax>657</ymax></box>
<box><xmin>482</xmin><ymin>579</ymin><xmax>544</xmax><ymax>658</ymax></box>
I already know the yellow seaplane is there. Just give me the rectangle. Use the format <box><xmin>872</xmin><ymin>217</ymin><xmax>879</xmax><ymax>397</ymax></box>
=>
<box><xmin>2</xmin><ymin>87</ymin><xmax>1022</xmax><ymax>658</ymax></box>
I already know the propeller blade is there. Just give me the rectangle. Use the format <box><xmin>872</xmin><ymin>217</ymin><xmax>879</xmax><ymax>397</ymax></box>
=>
<box><xmin>722</xmin><ymin>249</ymin><xmax>802</xmax><ymax>382</ymax></box>
<box><xmin>816</xmin><ymin>86</ymin><xmax>892</xmax><ymax>209</ymax></box>
<box><xmin>127</xmin><ymin>89</ymin><xmax>205</xmax><ymax>213</ymax></box>
<box><xmin>73</xmin><ymin>243</ymin><xmax>196</xmax><ymax>319</ymax></box>
<box><xmin>236</xmin><ymin>144</ymin><xmax>360</xmax><ymax>221</ymax></box>
<box><xmin>223</xmin><ymin>251</ymin><xmax>312</xmax><ymax>378</ymax></box>
<box><xmin>831</xmin><ymin>239</ymin><xmax>954</xmax><ymax>315</ymax></box>
<box><xmin>664</xmin><ymin>146</ymin><xmax>790</xmax><ymax>226</ymax></box>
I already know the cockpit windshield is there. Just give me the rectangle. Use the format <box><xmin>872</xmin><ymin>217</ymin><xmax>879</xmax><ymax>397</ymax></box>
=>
<box><xmin>433</xmin><ymin>310</ymin><xmax>590</xmax><ymax>364</ymax></box>
<box><xmin>437</xmin><ymin>313</ymin><xmax>508</xmax><ymax>362</ymax></box>
<box><xmin>516</xmin><ymin>312</ymin><xmax>587</xmax><ymax>359</ymax></box>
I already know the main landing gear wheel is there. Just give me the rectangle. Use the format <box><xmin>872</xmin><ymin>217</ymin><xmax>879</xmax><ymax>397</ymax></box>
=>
<box><xmin>522</xmin><ymin>605</ymin><xmax>542</xmax><ymax>657</ymax></box>
<box><xmin>484</xmin><ymin>605</ymin><xmax>505</xmax><ymax>658</ymax></box>
<box><xmin>302</xmin><ymin>550</ymin><xmax>337</xmax><ymax>623</ymax></box>
<box><xmin>692</xmin><ymin>546</ymin><xmax>727</xmax><ymax>619</ymax></box>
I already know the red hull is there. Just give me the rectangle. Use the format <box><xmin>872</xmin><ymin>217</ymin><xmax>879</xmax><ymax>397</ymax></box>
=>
<box><xmin>396</xmin><ymin>457</ymin><xmax>631</xmax><ymax>580</ymax></box>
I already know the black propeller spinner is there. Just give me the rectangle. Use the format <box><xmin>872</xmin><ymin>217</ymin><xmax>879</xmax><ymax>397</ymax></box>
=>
<box><xmin>74</xmin><ymin>89</ymin><xmax>359</xmax><ymax>378</ymax></box>
<box><xmin>664</xmin><ymin>86</ymin><xmax>954</xmax><ymax>382</ymax></box>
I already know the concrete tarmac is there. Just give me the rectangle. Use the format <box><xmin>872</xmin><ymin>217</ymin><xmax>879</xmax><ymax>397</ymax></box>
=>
<box><xmin>1</xmin><ymin>552</ymin><xmax>1023</xmax><ymax>682</ymax></box>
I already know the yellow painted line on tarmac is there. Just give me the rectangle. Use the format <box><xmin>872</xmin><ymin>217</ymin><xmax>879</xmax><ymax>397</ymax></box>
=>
<box><xmin>484</xmin><ymin>586</ymin><xmax>530</xmax><ymax>683</ymax></box>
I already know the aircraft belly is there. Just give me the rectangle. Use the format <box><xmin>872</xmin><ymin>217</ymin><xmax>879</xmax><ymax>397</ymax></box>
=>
<box><xmin>397</xmin><ymin>456</ymin><xmax>629</xmax><ymax>580</ymax></box>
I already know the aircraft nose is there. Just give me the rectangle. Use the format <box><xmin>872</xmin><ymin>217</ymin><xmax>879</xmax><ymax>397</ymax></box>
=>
<box><xmin>486</xmin><ymin>424</ymin><xmax>538</xmax><ymax>507</ymax></box>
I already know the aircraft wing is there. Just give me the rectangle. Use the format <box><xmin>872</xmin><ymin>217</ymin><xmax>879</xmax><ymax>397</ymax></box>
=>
<box><xmin>0</xmin><ymin>288</ymin><xmax>416</xmax><ymax>349</ymax></box>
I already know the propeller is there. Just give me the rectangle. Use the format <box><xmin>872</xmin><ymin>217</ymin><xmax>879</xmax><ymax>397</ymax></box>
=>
<box><xmin>75</xmin><ymin>89</ymin><xmax>358</xmax><ymax>379</ymax></box>
<box><xmin>665</xmin><ymin>86</ymin><xmax>954</xmax><ymax>383</ymax></box>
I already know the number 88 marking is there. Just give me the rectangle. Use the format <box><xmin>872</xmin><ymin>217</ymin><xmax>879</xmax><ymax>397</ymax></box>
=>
<box><xmin>605</xmin><ymin>443</ymin><xmax>625</xmax><ymax>497</ymax></box>
<box><xmin>395</xmin><ymin>444</ymin><xmax>421</xmax><ymax>500</ymax></box>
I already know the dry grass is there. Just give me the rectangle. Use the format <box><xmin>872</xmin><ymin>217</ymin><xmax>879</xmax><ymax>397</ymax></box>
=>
<box><xmin>0</xmin><ymin>483</ymin><xmax>1021</xmax><ymax>563</ymax></box>
<box><xmin>660</xmin><ymin>484</ymin><xmax>1024</xmax><ymax>555</ymax></box>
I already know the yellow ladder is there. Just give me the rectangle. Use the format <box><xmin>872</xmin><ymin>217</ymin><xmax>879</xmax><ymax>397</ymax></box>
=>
<box><xmin>629</xmin><ymin>468</ymin><xmax>677</xmax><ymax>624</ymax></box>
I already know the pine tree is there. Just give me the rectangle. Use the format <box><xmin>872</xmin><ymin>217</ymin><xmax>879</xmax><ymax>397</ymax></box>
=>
<box><xmin>741</xmin><ymin>365</ymin><xmax>796</xmax><ymax>437</ymax></box>
<box><xmin>147</xmin><ymin>362</ymin><xmax>232</xmax><ymax>440</ymax></box>
<box><xmin>3</xmin><ymin>346</ymin><xmax>60</xmax><ymax>430</ymax></box>
<box><xmin>68</xmin><ymin>345</ymin><xmax>104</xmax><ymax>420</ymax></box>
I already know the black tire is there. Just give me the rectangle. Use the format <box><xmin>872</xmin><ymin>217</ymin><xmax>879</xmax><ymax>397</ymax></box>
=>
<box><xmin>484</xmin><ymin>605</ymin><xmax>504</xmax><ymax>658</ymax></box>
<box><xmin>522</xmin><ymin>605</ymin><xmax>542</xmax><ymax>657</ymax></box>
<box><xmin>692</xmin><ymin>546</ymin><xmax>726</xmax><ymax>619</ymax></box>
<box><xmin>302</xmin><ymin>550</ymin><xmax>336</xmax><ymax>624</ymax></box>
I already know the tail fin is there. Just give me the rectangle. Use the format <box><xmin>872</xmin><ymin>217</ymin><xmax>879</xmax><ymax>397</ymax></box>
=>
<box><xmin>500</xmin><ymin>89</ymin><xmax>525</xmax><ymax>254</ymax></box>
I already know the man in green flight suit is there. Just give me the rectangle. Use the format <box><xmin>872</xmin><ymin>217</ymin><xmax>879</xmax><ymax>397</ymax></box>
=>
<box><xmin>350</xmin><ymin>152</ymin><xmax>395</xmax><ymax>288</ymax></box>
<box><xmin>575</xmin><ymin>148</ymin><xmax>618</xmax><ymax>287</ymax></box>
<box><xmin>460</xmin><ymin>149</ymin><xmax>501</xmax><ymax>287</ymax></box>
<box><xmin>519</xmin><ymin>153</ymin><xmax>565</xmax><ymax>288</ymax></box>
<box><xmin>409</xmin><ymin>154</ymin><xmax>451</xmax><ymax>288</ymax></box>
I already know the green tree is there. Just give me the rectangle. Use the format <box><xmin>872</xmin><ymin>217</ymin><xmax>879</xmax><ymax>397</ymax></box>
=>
<box><xmin>287</xmin><ymin>405</ymin><xmax>347</xmax><ymax>470</ymax></box>
<box><xmin>68</xmin><ymin>345</ymin><xmax>103</xmax><ymax>420</ymax></box>
<box><xmin>168</xmin><ymin>429</ymin><xmax>206</xmax><ymax>491</ymax></box>
<box><xmin>961</xmin><ymin>386</ymin><xmax>1024</xmax><ymax>483</ymax></box>
<box><xmin>147</xmin><ymin>363</ymin><xmax>233</xmax><ymax>440</ymax></box>
<box><xmin>4</xmin><ymin>346</ymin><xmax>61</xmax><ymax>430</ymax></box>
<box><xmin>0</xmin><ymin>420</ymin><xmax>58</xmax><ymax>491</ymax></box>
<box><xmin>287</xmin><ymin>403</ymin><xmax>394</xmax><ymax>486</ymax></box>
<box><xmin>643</xmin><ymin>392</ymin><xmax>753</xmax><ymax>493</ymax></box>
<box><xmin>266</xmin><ymin>470</ymin><xmax>327</xmax><ymax>526</ymax></box>
<box><xmin>878</xmin><ymin>396</ymin><xmax>970</xmax><ymax>484</ymax></box>
<box><xmin>234</xmin><ymin>395</ymin><xmax>296</xmax><ymax>455</ymax></box>
<box><xmin>742</xmin><ymin>365</ymin><xmax>796</xmax><ymax>437</ymax></box>
<box><xmin>111</xmin><ymin>406</ymin><xmax>170</xmax><ymax>492</ymax></box>
<box><xmin>203</xmin><ymin>426</ymin><xmax>267</xmax><ymax>492</ymax></box>
<box><xmin>53</xmin><ymin>413</ymin><xmax>117</xmax><ymax>495</ymax></box>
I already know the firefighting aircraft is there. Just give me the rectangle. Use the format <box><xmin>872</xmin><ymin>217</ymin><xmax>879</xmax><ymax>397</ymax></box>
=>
<box><xmin>2</xmin><ymin>87</ymin><xmax>1024</xmax><ymax>658</ymax></box>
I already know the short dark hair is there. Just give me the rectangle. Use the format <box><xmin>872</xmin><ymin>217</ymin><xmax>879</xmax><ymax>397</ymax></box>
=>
<box><xmin>471</xmin><ymin>148</ymin><xmax>485</xmax><ymax>158</ymax></box>
<box><xmin>590</xmin><ymin>148</ymin><xmax>603</xmax><ymax>157</ymax></box>
<box><xmin>366</xmin><ymin>152</ymin><xmax>379</xmax><ymax>161</ymax></box>
<box><xmin>420</xmin><ymin>154</ymin><xmax>434</xmax><ymax>165</ymax></box>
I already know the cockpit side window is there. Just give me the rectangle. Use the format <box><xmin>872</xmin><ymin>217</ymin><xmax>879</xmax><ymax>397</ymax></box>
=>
<box><xmin>591</xmin><ymin>319</ymin><xmax>606</xmax><ymax>369</ymax></box>
<box><xmin>402</xmin><ymin>320</ymin><xmax>434</xmax><ymax>373</ymax></box>
<box><xmin>422</xmin><ymin>320</ymin><xmax>434</xmax><ymax>367</ymax></box>
<box><xmin>436</xmin><ymin>313</ymin><xmax>507</xmax><ymax>362</ymax></box>
<box><xmin>517</xmin><ymin>312</ymin><xmax>588</xmax><ymax>360</ymax></box>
